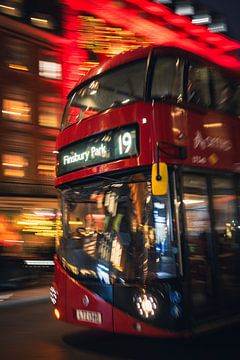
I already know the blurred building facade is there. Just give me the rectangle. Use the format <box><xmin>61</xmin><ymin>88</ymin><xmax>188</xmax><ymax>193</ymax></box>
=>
<box><xmin>0</xmin><ymin>12</ymin><xmax>64</xmax><ymax>266</ymax></box>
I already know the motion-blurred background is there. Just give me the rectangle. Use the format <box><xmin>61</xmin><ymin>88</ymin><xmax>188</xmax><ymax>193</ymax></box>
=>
<box><xmin>0</xmin><ymin>0</ymin><xmax>239</xmax><ymax>289</ymax></box>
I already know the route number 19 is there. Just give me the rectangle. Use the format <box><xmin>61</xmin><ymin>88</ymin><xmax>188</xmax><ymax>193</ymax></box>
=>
<box><xmin>118</xmin><ymin>131</ymin><xmax>132</xmax><ymax>155</ymax></box>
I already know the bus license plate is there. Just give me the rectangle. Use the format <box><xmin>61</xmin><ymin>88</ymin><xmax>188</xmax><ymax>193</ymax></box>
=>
<box><xmin>76</xmin><ymin>309</ymin><xmax>102</xmax><ymax>324</ymax></box>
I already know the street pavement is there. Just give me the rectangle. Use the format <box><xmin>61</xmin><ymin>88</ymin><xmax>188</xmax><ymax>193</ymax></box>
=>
<box><xmin>0</xmin><ymin>285</ymin><xmax>50</xmax><ymax>307</ymax></box>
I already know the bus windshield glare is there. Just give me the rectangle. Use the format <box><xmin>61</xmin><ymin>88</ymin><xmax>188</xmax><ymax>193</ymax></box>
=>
<box><xmin>58</xmin><ymin>172</ymin><xmax>177</xmax><ymax>284</ymax></box>
<box><xmin>61</xmin><ymin>59</ymin><xmax>147</xmax><ymax>130</ymax></box>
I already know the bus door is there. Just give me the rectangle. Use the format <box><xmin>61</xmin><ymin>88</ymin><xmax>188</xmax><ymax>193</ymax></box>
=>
<box><xmin>211</xmin><ymin>176</ymin><xmax>240</xmax><ymax>310</ymax></box>
<box><xmin>181</xmin><ymin>173</ymin><xmax>218</xmax><ymax>318</ymax></box>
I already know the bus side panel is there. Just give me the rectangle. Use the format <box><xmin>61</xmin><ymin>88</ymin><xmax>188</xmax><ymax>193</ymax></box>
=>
<box><xmin>153</xmin><ymin>103</ymin><xmax>239</xmax><ymax>173</ymax></box>
<box><xmin>113</xmin><ymin>284</ymin><xmax>190</xmax><ymax>337</ymax></box>
<box><xmin>113</xmin><ymin>306</ymin><xmax>189</xmax><ymax>338</ymax></box>
<box><xmin>65</xmin><ymin>275</ymin><xmax>114</xmax><ymax>331</ymax></box>
<box><xmin>53</xmin><ymin>258</ymin><xmax>67</xmax><ymax>321</ymax></box>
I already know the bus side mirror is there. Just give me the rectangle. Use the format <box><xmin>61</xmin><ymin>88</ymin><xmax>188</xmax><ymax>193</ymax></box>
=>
<box><xmin>151</xmin><ymin>163</ymin><xmax>168</xmax><ymax>195</ymax></box>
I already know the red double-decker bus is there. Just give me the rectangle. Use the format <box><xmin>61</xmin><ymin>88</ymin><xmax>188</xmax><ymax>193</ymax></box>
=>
<box><xmin>50</xmin><ymin>40</ymin><xmax>240</xmax><ymax>337</ymax></box>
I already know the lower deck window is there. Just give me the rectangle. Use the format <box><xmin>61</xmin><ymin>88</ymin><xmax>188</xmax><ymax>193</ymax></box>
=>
<box><xmin>59</xmin><ymin>172</ymin><xmax>177</xmax><ymax>284</ymax></box>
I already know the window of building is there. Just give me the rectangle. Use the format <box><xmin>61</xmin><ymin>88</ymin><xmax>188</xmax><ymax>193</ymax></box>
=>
<box><xmin>37</xmin><ymin>158</ymin><xmax>55</xmax><ymax>179</ymax></box>
<box><xmin>39</xmin><ymin>51</ymin><xmax>62</xmax><ymax>80</ymax></box>
<box><xmin>151</xmin><ymin>56</ymin><xmax>184</xmax><ymax>102</ymax></box>
<box><xmin>2</xmin><ymin>153</ymin><xmax>28</xmax><ymax>177</ymax></box>
<box><xmin>37</xmin><ymin>142</ymin><xmax>56</xmax><ymax>179</ymax></box>
<box><xmin>39</xmin><ymin>60</ymin><xmax>62</xmax><ymax>80</ymax></box>
<box><xmin>38</xmin><ymin>95</ymin><xmax>61</xmax><ymax>128</ymax></box>
<box><xmin>31</xmin><ymin>13</ymin><xmax>55</xmax><ymax>30</ymax></box>
<box><xmin>5</xmin><ymin>37</ymin><xmax>31</xmax><ymax>72</ymax></box>
<box><xmin>0</xmin><ymin>0</ymin><xmax>23</xmax><ymax>18</ymax></box>
<box><xmin>2</xmin><ymin>98</ymin><xmax>31</xmax><ymax>123</ymax></box>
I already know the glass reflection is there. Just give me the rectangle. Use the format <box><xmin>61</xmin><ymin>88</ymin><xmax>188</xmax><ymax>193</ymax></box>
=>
<box><xmin>183</xmin><ymin>175</ymin><xmax>213</xmax><ymax>307</ymax></box>
<box><xmin>212</xmin><ymin>177</ymin><xmax>240</xmax><ymax>303</ymax></box>
<box><xmin>59</xmin><ymin>173</ymin><xmax>177</xmax><ymax>285</ymax></box>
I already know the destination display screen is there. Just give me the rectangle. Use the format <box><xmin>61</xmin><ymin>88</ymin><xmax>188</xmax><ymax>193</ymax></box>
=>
<box><xmin>57</xmin><ymin>124</ymin><xmax>139</xmax><ymax>176</ymax></box>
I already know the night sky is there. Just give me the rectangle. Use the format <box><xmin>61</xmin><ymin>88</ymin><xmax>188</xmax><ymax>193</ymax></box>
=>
<box><xmin>199</xmin><ymin>0</ymin><xmax>240</xmax><ymax>42</ymax></box>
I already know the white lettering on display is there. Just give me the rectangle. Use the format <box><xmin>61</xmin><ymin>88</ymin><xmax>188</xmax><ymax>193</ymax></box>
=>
<box><xmin>63</xmin><ymin>144</ymin><xmax>107</xmax><ymax>165</ymax></box>
<box><xmin>90</xmin><ymin>143</ymin><xmax>107</xmax><ymax>159</ymax></box>
<box><xmin>63</xmin><ymin>151</ymin><xmax>90</xmax><ymax>165</ymax></box>
<box><xmin>193</xmin><ymin>130</ymin><xmax>232</xmax><ymax>152</ymax></box>
<box><xmin>58</xmin><ymin>125</ymin><xmax>138</xmax><ymax>176</ymax></box>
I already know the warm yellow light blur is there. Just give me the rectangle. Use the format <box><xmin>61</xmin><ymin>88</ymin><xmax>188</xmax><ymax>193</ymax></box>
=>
<box><xmin>69</xmin><ymin>220</ymin><xmax>83</xmax><ymax>225</ymax></box>
<box><xmin>54</xmin><ymin>308</ymin><xmax>61</xmax><ymax>320</ymax></box>
<box><xmin>2</xmin><ymin>162</ymin><xmax>24</xmax><ymax>168</ymax></box>
<box><xmin>2</xmin><ymin>99</ymin><xmax>31</xmax><ymax>122</ymax></box>
<box><xmin>0</xmin><ymin>5</ymin><xmax>15</xmax><ymax>10</ymax></box>
<box><xmin>8</xmin><ymin>64</ymin><xmax>29</xmax><ymax>71</ymax></box>
<box><xmin>203</xmin><ymin>123</ymin><xmax>223</xmax><ymax>128</ymax></box>
<box><xmin>31</xmin><ymin>17</ymin><xmax>48</xmax><ymax>24</ymax></box>
<box><xmin>2</xmin><ymin>154</ymin><xmax>28</xmax><ymax>178</ymax></box>
<box><xmin>37</xmin><ymin>164</ymin><xmax>55</xmax><ymax>171</ymax></box>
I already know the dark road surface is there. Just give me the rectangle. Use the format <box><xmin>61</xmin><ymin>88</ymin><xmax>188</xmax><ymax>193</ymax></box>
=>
<box><xmin>1</xmin><ymin>299</ymin><xmax>240</xmax><ymax>360</ymax></box>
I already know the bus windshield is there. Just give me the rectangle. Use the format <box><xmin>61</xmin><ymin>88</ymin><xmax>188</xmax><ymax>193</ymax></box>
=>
<box><xmin>58</xmin><ymin>172</ymin><xmax>177</xmax><ymax>285</ymax></box>
<box><xmin>61</xmin><ymin>59</ymin><xmax>147</xmax><ymax>130</ymax></box>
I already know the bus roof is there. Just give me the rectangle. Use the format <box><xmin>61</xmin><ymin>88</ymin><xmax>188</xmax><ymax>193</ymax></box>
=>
<box><xmin>73</xmin><ymin>40</ymin><xmax>240</xmax><ymax>91</ymax></box>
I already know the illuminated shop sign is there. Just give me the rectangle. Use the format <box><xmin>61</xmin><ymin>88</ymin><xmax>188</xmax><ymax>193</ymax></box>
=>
<box><xmin>57</xmin><ymin>124</ymin><xmax>139</xmax><ymax>176</ymax></box>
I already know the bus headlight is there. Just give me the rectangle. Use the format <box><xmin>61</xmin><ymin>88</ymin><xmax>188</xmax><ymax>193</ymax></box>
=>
<box><xmin>54</xmin><ymin>308</ymin><xmax>61</xmax><ymax>320</ymax></box>
<box><xmin>50</xmin><ymin>285</ymin><xmax>58</xmax><ymax>305</ymax></box>
<box><xmin>134</xmin><ymin>293</ymin><xmax>158</xmax><ymax>319</ymax></box>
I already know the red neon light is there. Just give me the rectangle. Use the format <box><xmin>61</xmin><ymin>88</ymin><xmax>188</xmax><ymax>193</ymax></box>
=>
<box><xmin>60</xmin><ymin>0</ymin><xmax>240</xmax><ymax>96</ymax></box>
<box><xmin>124</xmin><ymin>0</ymin><xmax>240</xmax><ymax>52</ymax></box>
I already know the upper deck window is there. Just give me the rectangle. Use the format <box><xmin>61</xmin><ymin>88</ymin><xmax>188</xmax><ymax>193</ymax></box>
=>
<box><xmin>187</xmin><ymin>63</ymin><xmax>211</xmax><ymax>107</ymax></box>
<box><xmin>185</xmin><ymin>62</ymin><xmax>239</xmax><ymax>115</ymax></box>
<box><xmin>61</xmin><ymin>59</ymin><xmax>147</xmax><ymax>130</ymax></box>
<box><xmin>211</xmin><ymin>70</ymin><xmax>240</xmax><ymax>116</ymax></box>
<box><xmin>151</xmin><ymin>56</ymin><xmax>184</xmax><ymax>102</ymax></box>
